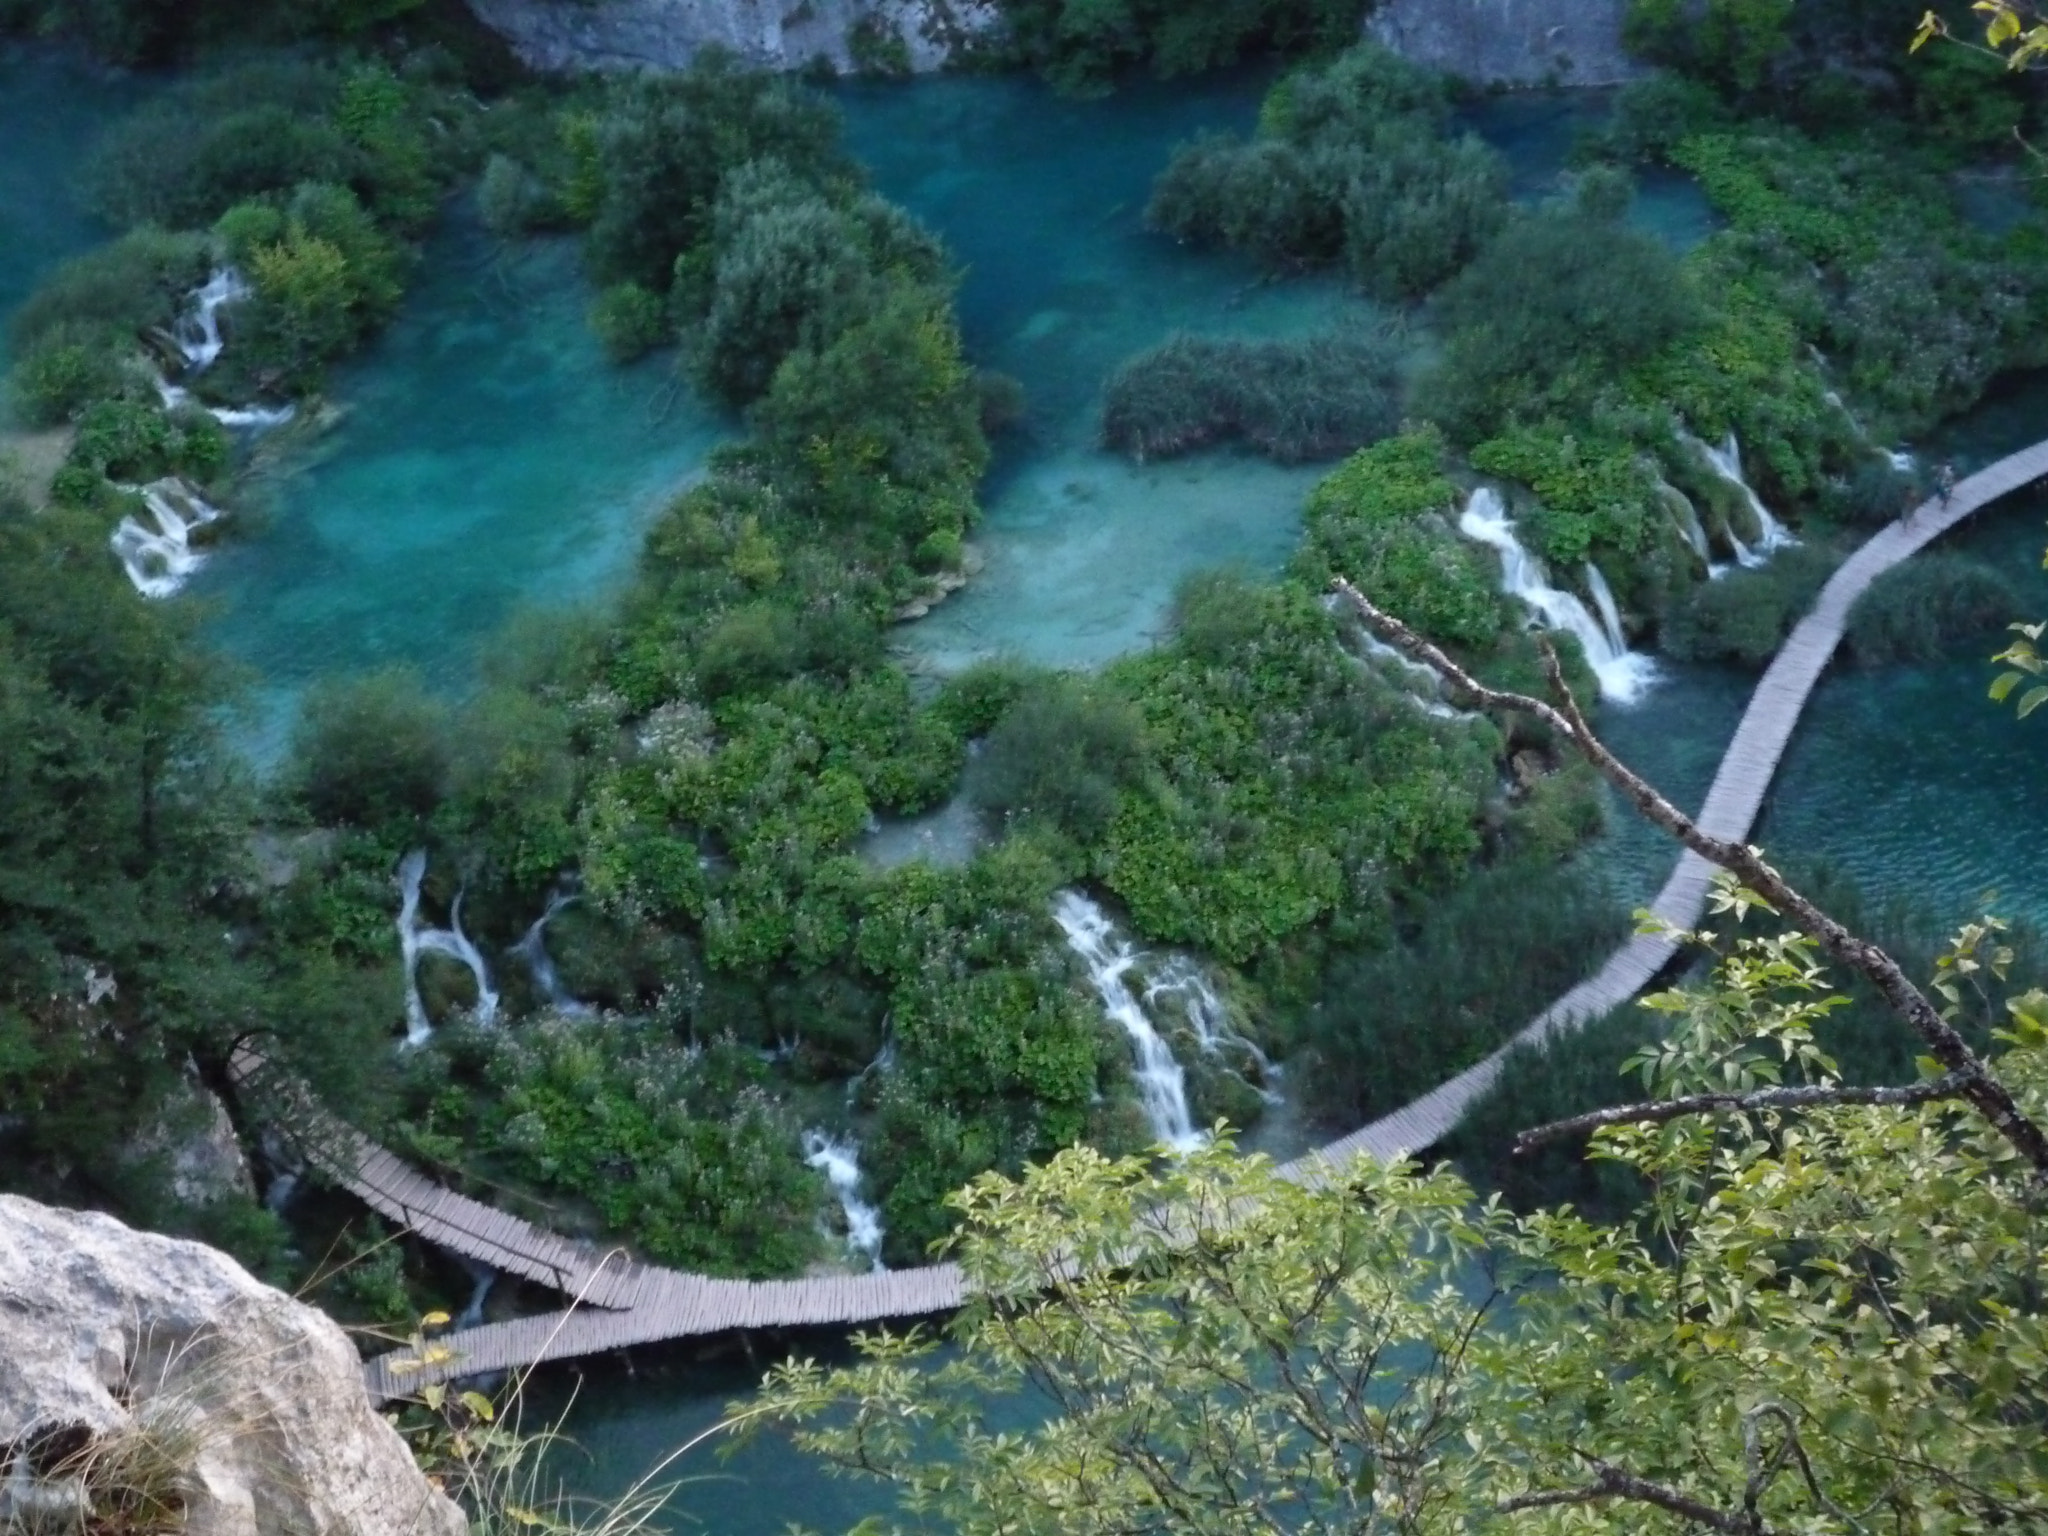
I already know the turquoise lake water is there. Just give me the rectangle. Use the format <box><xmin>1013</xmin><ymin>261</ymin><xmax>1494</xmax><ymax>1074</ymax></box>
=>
<box><xmin>3</xmin><ymin>48</ymin><xmax>2044</xmax><ymax>1533</ymax></box>
<box><xmin>0</xmin><ymin>45</ymin><xmax>134</xmax><ymax>368</ymax></box>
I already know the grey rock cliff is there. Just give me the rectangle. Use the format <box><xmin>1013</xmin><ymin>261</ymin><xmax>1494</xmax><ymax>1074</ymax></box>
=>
<box><xmin>1367</xmin><ymin>0</ymin><xmax>1644</xmax><ymax>85</ymax></box>
<box><xmin>464</xmin><ymin>0</ymin><xmax>996</xmax><ymax>74</ymax></box>
<box><xmin>0</xmin><ymin>1194</ymin><xmax>466</xmax><ymax>1536</ymax></box>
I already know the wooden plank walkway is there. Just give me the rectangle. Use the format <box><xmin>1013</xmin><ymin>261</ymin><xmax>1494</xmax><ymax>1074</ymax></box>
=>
<box><xmin>251</xmin><ymin>441</ymin><xmax>2048</xmax><ymax>1403</ymax></box>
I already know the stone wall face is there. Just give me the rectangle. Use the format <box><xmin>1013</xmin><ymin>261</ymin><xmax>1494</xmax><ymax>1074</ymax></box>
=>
<box><xmin>1366</xmin><ymin>0</ymin><xmax>1644</xmax><ymax>85</ymax></box>
<box><xmin>0</xmin><ymin>1194</ymin><xmax>467</xmax><ymax>1536</ymax></box>
<box><xmin>462</xmin><ymin>0</ymin><xmax>997</xmax><ymax>74</ymax></box>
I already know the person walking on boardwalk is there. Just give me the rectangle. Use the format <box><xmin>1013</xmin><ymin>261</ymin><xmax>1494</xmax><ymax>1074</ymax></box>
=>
<box><xmin>1938</xmin><ymin>460</ymin><xmax>1957</xmax><ymax>507</ymax></box>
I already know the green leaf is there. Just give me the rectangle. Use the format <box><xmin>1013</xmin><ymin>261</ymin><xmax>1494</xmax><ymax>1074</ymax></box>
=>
<box><xmin>2016</xmin><ymin>685</ymin><xmax>2048</xmax><ymax>719</ymax></box>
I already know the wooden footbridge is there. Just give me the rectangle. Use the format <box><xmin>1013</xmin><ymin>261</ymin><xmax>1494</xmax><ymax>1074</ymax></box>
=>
<box><xmin>247</xmin><ymin>440</ymin><xmax>2048</xmax><ymax>1403</ymax></box>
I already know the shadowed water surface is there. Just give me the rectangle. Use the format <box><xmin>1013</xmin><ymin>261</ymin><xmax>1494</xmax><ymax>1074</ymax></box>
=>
<box><xmin>0</xmin><ymin>46</ymin><xmax>136</xmax><ymax>369</ymax></box>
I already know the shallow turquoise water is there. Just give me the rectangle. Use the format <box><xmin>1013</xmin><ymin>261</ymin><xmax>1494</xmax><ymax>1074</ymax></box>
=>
<box><xmin>0</xmin><ymin>46</ymin><xmax>135</xmax><ymax>371</ymax></box>
<box><xmin>190</xmin><ymin>212</ymin><xmax>731</xmax><ymax>758</ymax></box>
<box><xmin>838</xmin><ymin>69</ymin><xmax>1364</xmax><ymax>672</ymax></box>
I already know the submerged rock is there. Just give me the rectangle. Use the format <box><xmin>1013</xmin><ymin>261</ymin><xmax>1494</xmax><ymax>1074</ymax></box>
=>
<box><xmin>0</xmin><ymin>1194</ymin><xmax>466</xmax><ymax>1536</ymax></box>
<box><xmin>1367</xmin><ymin>0</ymin><xmax>1643</xmax><ymax>85</ymax></box>
<box><xmin>464</xmin><ymin>0</ymin><xmax>995</xmax><ymax>74</ymax></box>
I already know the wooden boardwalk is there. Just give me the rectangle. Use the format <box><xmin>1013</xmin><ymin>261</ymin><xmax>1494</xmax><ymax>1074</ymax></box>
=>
<box><xmin>249</xmin><ymin>442</ymin><xmax>2048</xmax><ymax>1403</ymax></box>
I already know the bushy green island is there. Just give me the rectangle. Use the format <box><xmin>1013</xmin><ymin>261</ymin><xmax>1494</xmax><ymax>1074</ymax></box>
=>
<box><xmin>2</xmin><ymin>0</ymin><xmax>2045</xmax><ymax>1337</ymax></box>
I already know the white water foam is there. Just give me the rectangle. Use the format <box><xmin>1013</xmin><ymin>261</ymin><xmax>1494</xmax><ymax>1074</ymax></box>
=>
<box><xmin>396</xmin><ymin>849</ymin><xmax>500</xmax><ymax>1047</ymax></box>
<box><xmin>1457</xmin><ymin>488</ymin><xmax>1658</xmax><ymax>704</ymax></box>
<box><xmin>803</xmin><ymin>1131</ymin><xmax>885</xmax><ymax>1270</ymax></box>
<box><xmin>1690</xmin><ymin>432</ymin><xmax>1797</xmax><ymax>568</ymax></box>
<box><xmin>1053</xmin><ymin>890</ymin><xmax>1203</xmax><ymax>1151</ymax></box>
<box><xmin>513</xmin><ymin>886</ymin><xmax>593</xmax><ymax>1018</ymax></box>
<box><xmin>110</xmin><ymin>479</ymin><xmax>225</xmax><ymax>598</ymax></box>
<box><xmin>173</xmin><ymin>268</ymin><xmax>249</xmax><ymax>370</ymax></box>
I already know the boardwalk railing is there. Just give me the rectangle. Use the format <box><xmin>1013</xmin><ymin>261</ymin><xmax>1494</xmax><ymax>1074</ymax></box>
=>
<box><xmin>244</xmin><ymin>440</ymin><xmax>2048</xmax><ymax>1403</ymax></box>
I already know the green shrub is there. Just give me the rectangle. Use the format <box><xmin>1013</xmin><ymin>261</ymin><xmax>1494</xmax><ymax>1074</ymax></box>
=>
<box><xmin>477</xmin><ymin>153</ymin><xmax>551</xmax><ymax>235</ymax></box>
<box><xmin>585</xmin><ymin>60</ymin><xmax>847</xmax><ymax>291</ymax></box>
<box><xmin>1145</xmin><ymin>44</ymin><xmax>1504</xmax><ymax>298</ymax></box>
<box><xmin>1422</xmin><ymin>208</ymin><xmax>1700</xmax><ymax>441</ymax></box>
<box><xmin>1101</xmin><ymin>575</ymin><xmax>1497</xmax><ymax>961</ymax></box>
<box><xmin>1470</xmin><ymin>426</ymin><xmax>1662</xmax><ymax>567</ymax></box>
<box><xmin>1659</xmin><ymin>542</ymin><xmax>1835</xmax><ymax>666</ymax></box>
<box><xmin>995</xmin><ymin>0</ymin><xmax>1362</xmax><ymax>92</ymax></box>
<box><xmin>479</xmin><ymin>1020</ymin><xmax>822</xmax><ymax>1276</ymax></box>
<box><xmin>7</xmin><ymin>230</ymin><xmax>210</xmax><ymax>356</ymax></box>
<box><xmin>1288</xmin><ymin>857</ymin><xmax>1627</xmax><ymax>1126</ymax></box>
<box><xmin>1101</xmin><ymin>330</ymin><xmax>1401</xmax><ymax>464</ymax></box>
<box><xmin>588</xmin><ymin>281</ymin><xmax>669</xmax><ymax>364</ymax></box>
<box><xmin>289</xmin><ymin>667</ymin><xmax>452</xmax><ymax>830</ymax></box>
<box><xmin>1304</xmin><ymin>427</ymin><xmax>1458</xmax><ymax>529</ymax></box>
<box><xmin>1844</xmin><ymin>553</ymin><xmax>2018</xmax><ymax>666</ymax></box>
<box><xmin>7</xmin><ymin>323</ymin><xmax>127</xmax><ymax>428</ymax></box>
<box><xmin>967</xmin><ymin>675</ymin><xmax>1148</xmax><ymax>845</ymax></box>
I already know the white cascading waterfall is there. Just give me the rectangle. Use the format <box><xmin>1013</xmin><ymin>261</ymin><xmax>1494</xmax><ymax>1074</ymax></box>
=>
<box><xmin>154</xmin><ymin>268</ymin><xmax>295</xmax><ymax>433</ymax></box>
<box><xmin>1457</xmin><ymin>488</ymin><xmax>1658</xmax><ymax>704</ymax></box>
<box><xmin>110</xmin><ymin>479</ymin><xmax>225</xmax><ymax>598</ymax></box>
<box><xmin>1689</xmin><ymin>432</ymin><xmax>1797</xmax><ymax>567</ymax></box>
<box><xmin>1141</xmin><ymin>955</ymin><xmax>1280</xmax><ymax>1101</ymax></box>
<box><xmin>396</xmin><ymin>849</ymin><xmax>501</xmax><ymax>1047</ymax></box>
<box><xmin>512</xmin><ymin>887</ymin><xmax>593</xmax><ymax>1018</ymax></box>
<box><xmin>174</xmin><ymin>268</ymin><xmax>249</xmax><ymax>369</ymax></box>
<box><xmin>1654</xmin><ymin>477</ymin><xmax>1711</xmax><ymax>563</ymax></box>
<box><xmin>802</xmin><ymin>1131</ymin><xmax>885</xmax><ymax>1270</ymax></box>
<box><xmin>1053</xmin><ymin>890</ymin><xmax>1204</xmax><ymax>1152</ymax></box>
<box><xmin>454</xmin><ymin>1258</ymin><xmax>498</xmax><ymax>1330</ymax></box>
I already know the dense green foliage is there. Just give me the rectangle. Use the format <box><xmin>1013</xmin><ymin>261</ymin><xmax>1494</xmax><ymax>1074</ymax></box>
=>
<box><xmin>758</xmin><ymin>911</ymin><xmax>2048</xmax><ymax>1535</ymax></box>
<box><xmin>1147</xmin><ymin>45</ymin><xmax>1506</xmax><ymax>298</ymax></box>
<box><xmin>1100</xmin><ymin>330</ymin><xmax>1400</xmax><ymax>463</ymax></box>
<box><xmin>1421</xmin><ymin>206</ymin><xmax>1699</xmax><ymax>440</ymax></box>
<box><xmin>1846</xmin><ymin>551</ymin><xmax>2021</xmax><ymax>664</ymax></box>
<box><xmin>1659</xmin><ymin>542</ymin><xmax>1836</xmax><ymax>665</ymax></box>
<box><xmin>1287</xmin><ymin>855</ymin><xmax>1622</xmax><ymax>1125</ymax></box>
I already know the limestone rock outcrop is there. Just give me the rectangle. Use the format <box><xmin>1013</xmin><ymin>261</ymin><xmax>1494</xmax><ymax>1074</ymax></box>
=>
<box><xmin>1367</xmin><ymin>0</ymin><xmax>1644</xmax><ymax>85</ymax></box>
<box><xmin>464</xmin><ymin>0</ymin><xmax>996</xmax><ymax>74</ymax></box>
<box><xmin>0</xmin><ymin>1194</ymin><xmax>466</xmax><ymax>1536</ymax></box>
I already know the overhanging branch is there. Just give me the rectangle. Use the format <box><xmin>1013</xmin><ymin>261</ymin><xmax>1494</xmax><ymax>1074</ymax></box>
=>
<box><xmin>1330</xmin><ymin>577</ymin><xmax>2048</xmax><ymax>1179</ymax></box>
<box><xmin>1515</xmin><ymin>1074</ymin><xmax>1972</xmax><ymax>1153</ymax></box>
<box><xmin>1498</xmin><ymin>1460</ymin><xmax>1762</xmax><ymax>1533</ymax></box>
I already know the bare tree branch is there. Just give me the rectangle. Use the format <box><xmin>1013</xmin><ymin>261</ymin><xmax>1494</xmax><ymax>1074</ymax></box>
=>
<box><xmin>1330</xmin><ymin>577</ymin><xmax>2048</xmax><ymax>1180</ymax></box>
<box><xmin>1498</xmin><ymin>1459</ymin><xmax>1763</xmax><ymax>1532</ymax></box>
<box><xmin>1515</xmin><ymin>1074</ymin><xmax>1972</xmax><ymax>1153</ymax></box>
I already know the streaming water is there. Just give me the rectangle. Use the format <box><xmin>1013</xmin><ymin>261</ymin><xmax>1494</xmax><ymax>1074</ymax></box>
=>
<box><xmin>513</xmin><ymin>886</ymin><xmax>593</xmax><ymax>1018</ymax></box>
<box><xmin>395</xmin><ymin>848</ymin><xmax>500</xmax><ymax>1046</ymax></box>
<box><xmin>1688</xmin><ymin>430</ymin><xmax>1798</xmax><ymax>566</ymax></box>
<box><xmin>110</xmin><ymin>478</ymin><xmax>225</xmax><ymax>597</ymax></box>
<box><xmin>1458</xmin><ymin>487</ymin><xmax>1658</xmax><ymax>703</ymax></box>
<box><xmin>1051</xmin><ymin>889</ymin><xmax>1202</xmax><ymax>1152</ymax></box>
<box><xmin>801</xmin><ymin>1131</ymin><xmax>886</xmax><ymax>1270</ymax></box>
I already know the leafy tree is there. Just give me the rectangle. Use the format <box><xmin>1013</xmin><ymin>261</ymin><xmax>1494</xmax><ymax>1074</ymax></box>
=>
<box><xmin>966</xmin><ymin>675</ymin><xmax>1149</xmax><ymax>846</ymax></box>
<box><xmin>288</xmin><ymin>667</ymin><xmax>451</xmax><ymax>833</ymax></box>
<box><xmin>1420</xmin><ymin>208</ymin><xmax>1699</xmax><ymax>441</ymax></box>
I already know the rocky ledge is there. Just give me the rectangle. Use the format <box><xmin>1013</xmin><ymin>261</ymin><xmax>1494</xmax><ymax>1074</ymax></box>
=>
<box><xmin>465</xmin><ymin>0</ymin><xmax>997</xmax><ymax>74</ymax></box>
<box><xmin>0</xmin><ymin>1193</ymin><xmax>465</xmax><ymax>1536</ymax></box>
<box><xmin>1367</xmin><ymin>0</ymin><xmax>1644</xmax><ymax>85</ymax></box>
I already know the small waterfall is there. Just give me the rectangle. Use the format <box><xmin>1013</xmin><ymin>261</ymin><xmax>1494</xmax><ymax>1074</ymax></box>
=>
<box><xmin>1887</xmin><ymin>449</ymin><xmax>1916</xmax><ymax>473</ymax></box>
<box><xmin>1457</xmin><ymin>489</ymin><xmax>1658</xmax><ymax>704</ymax></box>
<box><xmin>173</xmin><ymin>268</ymin><xmax>250</xmax><ymax>370</ymax></box>
<box><xmin>1691</xmin><ymin>432</ymin><xmax>1797</xmax><ymax>567</ymax></box>
<box><xmin>1655</xmin><ymin>479</ymin><xmax>1710</xmax><ymax>562</ymax></box>
<box><xmin>1142</xmin><ymin>956</ymin><xmax>1279</xmax><ymax>1101</ymax></box>
<box><xmin>396</xmin><ymin>850</ymin><xmax>500</xmax><ymax>1048</ymax></box>
<box><xmin>110</xmin><ymin>479</ymin><xmax>224</xmax><ymax>598</ymax></box>
<box><xmin>454</xmin><ymin>1259</ymin><xmax>498</xmax><ymax>1330</ymax></box>
<box><xmin>1052</xmin><ymin>890</ymin><xmax>1202</xmax><ymax>1152</ymax></box>
<box><xmin>802</xmin><ymin>1131</ymin><xmax>885</xmax><ymax>1270</ymax></box>
<box><xmin>513</xmin><ymin>887</ymin><xmax>593</xmax><ymax>1018</ymax></box>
